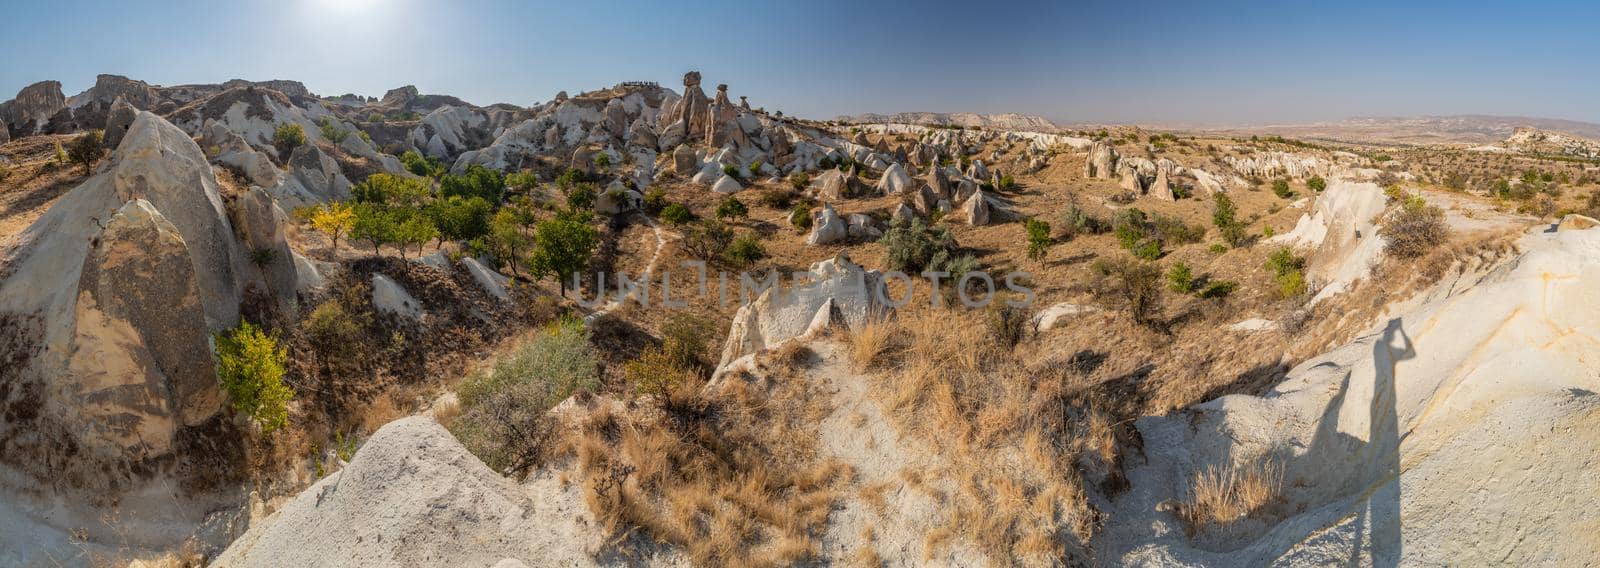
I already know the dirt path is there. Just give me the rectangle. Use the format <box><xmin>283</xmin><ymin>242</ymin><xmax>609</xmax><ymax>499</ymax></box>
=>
<box><xmin>584</xmin><ymin>215</ymin><xmax>672</xmax><ymax>323</ymax></box>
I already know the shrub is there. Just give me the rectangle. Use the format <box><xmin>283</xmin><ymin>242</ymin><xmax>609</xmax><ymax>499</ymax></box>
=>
<box><xmin>1151</xmin><ymin>213</ymin><xmax>1206</xmax><ymax>245</ymax></box>
<box><xmin>986</xmin><ymin>302</ymin><xmax>1029</xmax><ymax>350</ymax></box>
<box><xmin>594</xmin><ymin>152</ymin><xmax>611</xmax><ymax>170</ymax></box>
<box><xmin>1307</xmin><ymin>175</ymin><xmax>1327</xmax><ymax>193</ymax></box>
<box><xmin>351</xmin><ymin>173</ymin><xmax>430</xmax><ymax>208</ymax></box>
<box><xmin>1266</xmin><ymin>247</ymin><xmax>1307</xmax><ymax>300</ymax></box>
<box><xmin>67</xmin><ymin>130</ymin><xmax>105</xmax><ymax>175</ymax></box>
<box><xmin>1382</xmin><ymin>196</ymin><xmax>1449</xmax><ymax>259</ymax></box>
<box><xmin>1131</xmin><ymin>238</ymin><xmax>1162</xmax><ymax>261</ymax></box>
<box><xmin>400</xmin><ymin>150</ymin><xmax>444</xmax><ymax>178</ymax></box>
<box><xmin>451</xmin><ymin>318</ymin><xmax>596</xmax><ymax>477</ymax></box>
<box><xmin>681</xmin><ymin>219</ymin><xmax>734</xmax><ymax>262</ymax></box>
<box><xmin>318</xmin><ymin>118</ymin><xmax>350</xmax><ymax>144</ymax></box>
<box><xmin>643</xmin><ymin>189</ymin><xmax>668</xmax><ymax>215</ymax></box>
<box><xmin>788</xmin><ymin>173</ymin><xmax>810</xmax><ymax>191</ymax></box>
<box><xmin>1061</xmin><ymin>200</ymin><xmax>1110</xmax><ymax>237</ymax></box>
<box><xmin>273</xmin><ymin>123</ymin><xmax>306</xmax><ymax>154</ymax></box>
<box><xmin>1198</xmin><ymin>280</ymin><xmax>1237</xmax><ymax>299</ymax></box>
<box><xmin>214</xmin><ymin>322</ymin><xmax>292</xmax><ymax>434</ymax></box>
<box><xmin>1271</xmin><ymin>178</ymin><xmax>1292</xmax><ymax>198</ymax></box>
<box><xmin>789</xmin><ymin>204</ymin><xmax>813</xmax><ymax>231</ymax></box>
<box><xmin>52</xmin><ymin>140</ymin><xmax>67</xmax><ymax>166</ymax></box>
<box><xmin>1212</xmin><ymin>193</ymin><xmax>1245</xmax><ymax>247</ymax></box>
<box><xmin>882</xmin><ymin>217</ymin><xmax>957</xmax><ymax>273</ymax></box>
<box><xmin>660</xmin><ymin>313</ymin><xmax>711</xmax><ymax>370</ymax></box>
<box><xmin>724</xmin><ymin>233</ymin><xmax>766</xmax><ymax>267</ymax></box>
<box><xmin>747</xmin><ymin>160</ymin><xmax>762</xmax><ymax>177</ymax></box>
<box><xmin>715</xmin><ymin>196</ymin><xmax>749</xmax><ymax>221</ymax></box>
<box><xmin>302</xmin><ymin>300</ymin><xmax>365</xmax><ymax>359</ymax></box>
<box><xmin>722</xmin><ymin>164</ymin><xmax>740</xmax><ymax>179</ymax></box>
<box><xmin>565</xmin><ymin>182</ymin><xmax>597</xmax><ymax>211</ymax></box>
<box><xmin>307</xmin><ymin>202</ymin><xmax>356</xmax><ymax>255</ymax></box>
<box><xmin>624</xmin><ymin>347</ymin><xmax>698</xmax><ymax>398</ymax></box>
<box><xmin>660</xmin><ymin>202</ymin><xmax>692</xmax><ymax>225</ymax></box>
<box><xmin>1025</xmin><ymin>218</ymin><xmax>1052</xmax><ymax>262</ymax></box>
<box><xmin>996</xmin><ymin>174</ymin><xmax>1017</xmax><ymax>191</ymax></box>
<box><xmin>1208</xmin><ymin>243</ymin><xmax>1228</xmax><ymax>254</ymax></box>
<box><xmin>1091</xmin><ymin>258</ymin><xmax>1164</xmax><ymax>327</ymax></box>
<box><xmin>1167</xmin><ymin>261</ymin><xmax>1194</xmax><ymax>293</ymax></box>
<box><xmin>757</xmin><ymin>188</ymin><xmax>795</xmax><ymax>209</ymax></box>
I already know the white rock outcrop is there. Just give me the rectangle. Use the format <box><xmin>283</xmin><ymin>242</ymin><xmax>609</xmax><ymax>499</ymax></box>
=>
<box><xmin>807</xmin><ymin>204</ymin><xmax>849</xmax><ymax>245</ymax></box>
<box><xmin>717</xmin><ymin>253</ymin><xmax>891</xmax><ymax>371</ymax></box>
<box><xmin>1269</xmin><ymin>180</ymin><xmax>1389</xmax><ymax>303</ymax></box>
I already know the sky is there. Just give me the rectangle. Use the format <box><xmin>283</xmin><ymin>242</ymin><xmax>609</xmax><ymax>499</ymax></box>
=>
<box><xmin>2</xmin><ymin>0</ymin><xmax>1597</xmax><ymax>126</ymax></box>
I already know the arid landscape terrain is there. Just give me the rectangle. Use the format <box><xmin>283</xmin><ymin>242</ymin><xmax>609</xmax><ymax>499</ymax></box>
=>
<box><xmin>4</xmin><ymin>5</ymin><xmax>1600</xmax><ymax>565</ymax></box>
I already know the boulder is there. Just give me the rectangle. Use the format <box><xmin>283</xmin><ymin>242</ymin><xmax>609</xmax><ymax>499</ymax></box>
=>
<box><xmin>924</xmin><ymin>164</ymin><xmax>950</xmax><ymax>199</ymax></box>
<box><xmin>810</xmin><ymin>169</ymin><xmax>861</xmax><ymax>201</ymax></box>
<box><xmin>671</xmin><ymin>144</ymin><xmax>698</xmax><ymax>175</ymax></box>
<box><xmin>717</xmin><ymin>252</ymin><xmax>892</xmax><ymax>370</ymax></box>
<box><xmin>462</xmin><ymin>257</ymin><xmax>513</xmax><ymax>303</ymax></box>
<box><xmin>846</xmin><ymin>213</ymin><xmax>881</xmax><ymax>240</ymax></box>
<box><xmin>596</xmin><ymin>182</ymin><xmax>643</xmax><ymax>215</ymax></box>
<box><xmin>372</xmin><ymin>274</ymin><xmax>424</xmax><ymax>321</ymax></box>
<box><xmin>101</xmin><ymin>96</ymin><xmax>139</xmax><ymax>150</ymax></box>
<box><xmin>956</xmin><ymin>190</ymin><xmax>991</xmax><ymax>225</ymax></box>
<box><xmin>806</xmin><ymin>204</ymin><xmax>848</xmax><ymax>245</ymax></box>
<box><xmin>891</xmin><ymin>202</ymin><xmax>916</xmax><ymax>225</ymax></box>
<box><xmin>1033</xmin><ymin>302</ymin><xmax>1098</xmax><ymax>332</ymax></box>
<box><xmin>711</xmin><ymin>174</ymin><xmax>743</xmax><ymax>194</ymax></box>
<box><xmin>875</xmin><ymin>163</ymin><xmax>913</xmax><ymax>195</ymax></box>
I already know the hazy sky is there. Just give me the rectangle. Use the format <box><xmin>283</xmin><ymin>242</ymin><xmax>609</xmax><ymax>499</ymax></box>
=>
<box><xmin>3</xmin><ymin>0</ymin><xmax>1596</xmax><ymax>125</ymax></box>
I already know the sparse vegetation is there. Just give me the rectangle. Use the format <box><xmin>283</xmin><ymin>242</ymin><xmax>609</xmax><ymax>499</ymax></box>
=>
<box><xmin>1271</xmin><ymin>178</ymin><xmax>1292</xmax><ymax>199</ymax></box>
<box><xmin>1092</xmin><ymin>257</ymin><xmax>1164</xmax><ymax>327</ymax></box>
<box><xmin>1382</xmin><ymin>195</ymin><xmax>1450</xmax><ymax>259</ymax></box>
<box><xmin>214</xmin><ymin>322</ymin><xmax>292</xmax><ymax>434</ymax></box>
<box><xmin>529</xmin><ymin>211</ymin><xmax>599</xmax><ymax>296</ymax></box>
<box><xmin>66</xmin><ymin>130</ymin><xmax>105</xmax><ymax>175</ymax></box>
<box><xmin>1025</xmin><ymin>218</ymin><xmax>1052</xmax><ymax>262</ymax></box>
<box><xmin>306</xmin><ymin>202</ymin><xmax>356</xmax><ymax>255</ymax></box>
<box><xmin>660</xmin><ymin>203</ymin><xmax>692</xmax><ymax>225</ymax></box>
<box><xmin>724</xmin><ymin>233</ymin><xmax>766</xmax><ymax>267</ymax></box>
<box><xmin>1166</xmin><ymin>261</ymin><xmax>1194</xmax><ymax>293</ymax></box>
<box><xmin>273</xmin><ymin>123</ymin><xmax>307</xmax><ymax>155</ymax></box>
<box><xmin>1266</xmin><ymin>247</ymin><xmax>1307</xmax><ymax>299</ymax></box>
<box><xmin>715</xmin><ymin>195</ymin><xmax>748</xmax><ymax>221</ymax></box>
<box><xmin>451</xmin><ymin>317</ymin><xmax>596</xmax><ymax>477</ymax></box>
<box><xmin>1176</xmin><ymin>458</ymin><xmax>1283</xmax><ymax>538</ymax></box>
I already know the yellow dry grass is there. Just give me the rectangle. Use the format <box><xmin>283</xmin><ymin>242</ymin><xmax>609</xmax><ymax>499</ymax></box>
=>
<box><xmin>1175</xmin><ymin>458</ymin><xmax>1283</xmax><ymax>536</ymax></box>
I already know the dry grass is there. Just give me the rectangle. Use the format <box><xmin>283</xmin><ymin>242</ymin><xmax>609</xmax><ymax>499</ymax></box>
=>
<box><xmin>1174</xmin><ymin>458</ymin><xmax>1283</xmax><ymax>538</ymax></box>
<box><xmin>848</xmin><ymin>319</ymin><xmax>897</xmax><ymax>371</ymax></box>
<box><xmin>561</xmin><ymin>371</ymin><xmax>850</xmax><ymax>567</ymax></box>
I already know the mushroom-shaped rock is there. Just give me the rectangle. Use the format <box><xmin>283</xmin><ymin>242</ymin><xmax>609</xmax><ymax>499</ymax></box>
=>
<box><xmin>806</xmin><ymin>204</ymin><xmax>848</xmax><ymax>245</ymax></box>
<box><xmin>372</xmin><ymin>274</ymin><xmax>424</xmax><ymax>321</ymax></box>
<box><xmin>711</xmin><ymin>174</ymin><xmax>743</xmax><ymax>194</ymax></box>
<box><xmin>875</xmin><ymin>163</ymin><xmax>913</xmax><ymax>195</ymax></box>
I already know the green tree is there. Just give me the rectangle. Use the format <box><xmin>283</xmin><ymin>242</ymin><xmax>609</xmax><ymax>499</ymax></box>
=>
<box><xmin>351</xmin><ymin>203</ymin><xmax>399</xmax><ymax>256</ymax></box>
<box><xmin>724</xmin><ymin>233</ymin><xmax>766</xmax><ymax>267</ymax></box>
<box><xmin>441</xmin><ymin>164</ymin><xmax>506</xmax><ymax>204</ymax></box>
<box><xmin>425</xmin><ymin>195</ymin><xmax>493</xmax><ymax>243</ymax></box>
<box><xmin>1025</xmin><ymin>218</ymin><xmax>1052</xmax><ymax>262</ymax></box>
<box><xmin>487</xmin><ymin>209</ymin><xmax>532</xmax><ymax>277</ymax></box>
<box><xmin>1306</xmin><ymin>175</ymin><xmax>1327</xmax><ymax>193</ymax></box>
<box><xmin>351</xmin><ymin>173</ymin><xmax>430</xmax><ymax>209</ymax></box>
<box><xmin>318</xmin><ymin>118</ymin><xmax>350</xmax><ymax>143</ymax></box>
<box><xmin>392</xmin><ymin>213</ymin><xmax>439</xmax><ymax>258</ymax></box>
<box><xmin>529</xmin><ymin>213</ymin><xmax>599</xmax><ymax>296</ymax></box>
<box><xmin>273</xmin><ymin>123</ymin><xmax>307</xmax><ymax>155</ymax></box>
<box><xmin>1271</xmin><ymin>178</ymin><xmax>1293</xmax><ymax>198</ymax></box>
<box><xmin>67</xmin><ymin>130</ymin><xmax>105</xmax><ymax>175</ymax></box>
<box><xmin>400</xmin><ymin>150</ymin><xmax>445</xmax><ymax>178</ymax></box>
<box><xmin>565</xmin><ymin>182</ymin><xmax>597</xmax><ymax>211</ymax></box>
<box><xmin>594</xmin><ymin>152</ymin><xmax>611</xmax><ymax>170</ymax></box>
<box><xmin>660</xmin><ymin>203</ymin><xmax>692</xmax><ymax>225</ymax></box>
<box><xmin>214</xmin><ymin>322</ymin><xmax>292</xmax><ymax>434</ymax></box>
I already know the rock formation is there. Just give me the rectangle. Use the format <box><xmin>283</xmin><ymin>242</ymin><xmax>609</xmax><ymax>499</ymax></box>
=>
<box><xmin>1268</xmin><ymin>180</ymin><xmax>1389</xmax><ymax>302</ymax></box>
<box><xmin>1084</xmin><ymin>140</ymin><xmax>1119</xmax><ymax>179</ymax></box>
<box><xmin>875</xmin><ymin>163</ymin><xmax>913</xmax><ymax>195</ymax></box>
<box><xmin>807</xmin><ymin>204</ymin><xmax>848</xmax><ymax>245</ymax></box>
<box><xmin>717</xmin><ymin>253</ymin><xmax>891</xmax><ymax>370</ymax></box>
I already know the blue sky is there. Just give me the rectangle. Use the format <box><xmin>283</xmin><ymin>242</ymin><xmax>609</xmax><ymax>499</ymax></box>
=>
<box><xmin>3</xmin><ymin>0</ymin><xmax>1596</xmax><ymax>125</ymax></box>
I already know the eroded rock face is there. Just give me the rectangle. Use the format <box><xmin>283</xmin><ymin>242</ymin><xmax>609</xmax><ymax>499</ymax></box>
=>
<box><xmin>234</xmin><ymin>186</ymin><xmax>299</xmax><ymax>310</ymax></box>
<box><xmin>1269</xmin><ymin>180</ymin><xmax>1389</xmax><ymax>302</ymax></box>
<box><xmin>807</xmin><ymin>204</ymin><xmax>848</xmax><ymax>245</ymax></box>
<box><xmin>1084</xmin><ymin>141</ymin><xmax>1119</xmax><ymax>179</ymax></box>
<box><xmin>69</xmin><ymin>200</ymin><xmax>223</xmax><ymax>446</ymax></box>
<box><xmin>1</xmin><ymin>80</ymin><xmax>67</xmax><ymax>137</ymax></box>
<box><xmin>875</xmin><ymin>163</ymin><xmax>913</xmax><ymax>195</ymax></box>
<box><xmin>717</xmin><ymin>253</ymin><xmax>891</xmax><ymax>370</ymax></box>
<box><xmin>956</xmin><ymin>189</ymin><xmax>991</xmax><ymax>225</ymax></box>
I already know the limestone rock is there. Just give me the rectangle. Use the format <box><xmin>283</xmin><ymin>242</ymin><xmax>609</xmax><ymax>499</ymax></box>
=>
<box><xmin>372</xmin><ymin>274</ymin><xmax>424</xmax><ymax>321</ymax></box>
<box><xmin>1269</xmin><ymin>180</ymin><xmax>1389</xmax><ymax>302</ymax></box>
<box><xmin>101</xmin><ymin>97</ymin><xmax>139</xmax><ymax>150</ymax></box>
<box><xmin>462</xmin><ymin>257</ymin><xmax>513</xmax><ymax>303</ymax></box>
<box><xmin>717</xmin><ymin>252</ymin><xmax>891</xmax><ymax>370</ymax></box>
<box><xmin>234</xmin><ymin>187</ymin><xmax>298</xmax><ymax>310</ymax></box>
<box><xmin>671</xmin><ymin>144</ymin><xmax>698</xmax><ymax>175</ymax></box>
<box><xmin>956</xmin><ymin>190</ymin><xmax>991</xmax><ymax>225</ymax></box>
<box><xmin>1084</xmin><ymin>141</ymin><xmax>1119</xmax><ymax>179</ymax></box>
<box><xmin>891</xmin><ymin>202</ymin><xmax>916</xmax><ymax>225</ymax></box>
<box><xmin>596</xmin><ymin>182</ymin><xmax>643</xmax><ymax>215</ymax></box>
<box><xmin>1557</xmin><ymin>213</ymin><xmax>1600</xmax><ymax>231</ymax></box>
<box><xmin>875</xmin><ymin>163</ymin><xmax>913</xmax><ymax>195</ymax></box>
<box><xmin>0</xmin><ymin>80</ymin><xmax>67</xmax><ymax>137</ymax></box>
<box><xmin>807</xmin><ymin>204</ymin><xmax>848</xmax><ymax>245</ymax></box>
<box><xmin>1033</xmin><ymin>303</ymin><xmax>1098</xmax><ymax>332</ymax></box>
<box><xmin>711</xmin><ymin>174</ymin><xmax>743</xmax><ymax>194</ymax></box>
<box><xmin>846</xmin><ymin>213</ymin><xmax>881</xmax><ymax>240</ymax></box>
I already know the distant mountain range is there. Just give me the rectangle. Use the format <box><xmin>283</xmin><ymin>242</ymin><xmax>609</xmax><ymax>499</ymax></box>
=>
<box><xmin>835</xmin><ymin>111</ymin><xmax>1058</xmax><ymax>132</ymax></box>
<box><xmin>1193</xmin><ymin>115</ymin><xmax>1600</xmax><ymax>146</ymax></box>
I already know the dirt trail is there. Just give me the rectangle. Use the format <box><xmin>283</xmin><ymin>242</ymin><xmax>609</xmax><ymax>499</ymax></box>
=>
<box><xmin>584</xmin><ymin>215</ymin><xmax>671</xmax><ymax>323</ymax></box>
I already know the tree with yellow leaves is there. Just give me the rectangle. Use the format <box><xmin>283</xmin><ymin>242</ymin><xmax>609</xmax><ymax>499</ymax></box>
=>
<box><xmin>308</xmin><ymin>201</ymin><xmax>356</xmax><ymax>257</ymax></box>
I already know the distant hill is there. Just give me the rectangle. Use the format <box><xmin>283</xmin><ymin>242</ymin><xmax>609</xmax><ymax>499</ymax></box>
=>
<box><xmin>1198</xmin><ymin>115</ymin><xmax>1600</xmax><ymax>146</ymax></box>
<box><xmin>837</xmin><ymin>111</ymin><xmax>1057</xmax><ymax>132</ymax></box>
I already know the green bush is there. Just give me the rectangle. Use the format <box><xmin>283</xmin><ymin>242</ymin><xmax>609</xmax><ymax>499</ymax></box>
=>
<box><xmin>303</xmin><ymin>300</ymin><xmax>365</xmax><ymax>352</ymax></box>
<box><xmin>715</xmin><ymin>196</ymin><xmax>749</xmax><ymax>221</ymax></box>
<box><xmin>724</xmin><ymin>233</ymin><xmax>767</xmax><ymax>267</ymax></box>
<box><xmin>441</xmin><ymin>164</ymin><xmax>506</xmax><ymax>204</ymax></box>
<box><xmin>882</xmin><ymin>217</ymin><xmax>957</xmax><ymax>273</ymax></box>
<box><xmin>529</xmin><ymin>213</ymin><xmax>599</xmax><ymax>296</ymax></box>
<box><xmin>788</xmin><ymin>173</ymin><xmax>810</xmax><ymax>191</ymax></box>
<box><xmin>1025</xmin><ymin>218</ymin><xmax>1052</xmax><ymax>262</ymax></box>
<box><xmin>1271</xmin><ymin>178</ymin><xmax>1293</xmax><ymax>199</ymax></box>
<box><xmin>594</xmin><ymin>153</ymin><xmax>611</xmax><ymax>170</ymax></box>
<box><xmin>681</xmin><ymin>220</ymin><xmax>733</xmax><ymax>261</ymax></box>
<box><xmin>565</xmin><ymin>182</ymin><xmax>597</xmax><ymax>211</ymax></box>
<box><xmin>400</xmin><ymin>150</ymin><xmax>445</xmax><ymax>178</ymax></box>
<box><xmin>1061</xmin><ymin>201</ymin><xmax>1110</xmax><ymax>237</ymax></box>
<box><xmin>722</xmin><ymin>164</ymin><xmax>740</xmax><ymax>179</ymax></box>
<box><xmin>1131</xmin><ymin>238</ymin><xmax>1162</xmax><ymax>261</ymax></box>
<box><xmin>424</xmin><ymin>195</ymin><xmax>493</xmax><ymax>242</ymax></box>
<box><xmin>643</xmin><ymin>189</ymin><xmax>669</xmax><ymax>215</ymax></box>
<box><xmin>214</xmin><ymin>322</ymin><xmax>292</xmax><ymax>434</ymax></box>
<box><xmin>1198</xmin><ymin>280</ymin><xmax>1238</xmax><ymax>299</ymax></box>
<box><xmin>757</xmin><ymin>188</ymin><xmax>796</xmax><ymax>209</ymax></box>
<box><xmin>789</xmin><ymin>204</ymin><xmax>813</xmax><ymax>231</ymax></box>
<box><xmin>451</xmin><ymin>318</ymin><xmax>596</xmax><ymax>476</ymax></box>
<box><xmin>318</xmin><ymin>118</ymin><xmax>350</xmax><ymax>144</ymax></box>
<box><xmin>1166</xmin><ymin>261</ymin><xmax>1194</xmax><ymax>293</ymax></box>
<box><xmin>1212</xmin><ymin>193</ymin><xmax>1245</xmax><ymax>247</ymax></box>
<box><xmin>273</xmin><ymin>123</ymin><xmax>307</xmax><ymax>154</ymax></box>
<box><xmin>1266</xmin><ymin>246</ymin><xmax>1307</xmax><ymax>300</ymax></box>
<box><xmin>661</xmin><ymin>203</ymin><xmax>692</xmax><ymax>225</ymax></box>
<box><xmin>1307</xmin><ymin>175</ymin><xmax>1327</xmax><ymax>193</ymax></box>
<box><xmin>67</xmin><ymin>130</ymin><xmax>105</xmax><ymax>175</ymax></box>
<box><xmin>1208</xmin><ymin>243</ymin><xmax>1228</xmax><ymax>254</ymax></box>
<box><xmin>748</xmin><ymin>160</ymin><xmax>763</xmax><ymax>177</ymax></box>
